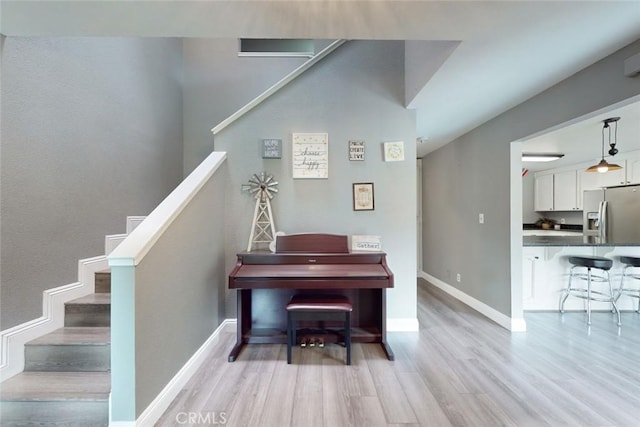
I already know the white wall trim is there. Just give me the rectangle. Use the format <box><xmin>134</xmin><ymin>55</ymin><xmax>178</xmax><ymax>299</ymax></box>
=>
<box><xmin>211</xmin><ymin>40</ymin><xmax>346</xmax><ymax>135</ymax></box>
<box><xmin>0</xmin><ymin>255</ymin><xmax>108</xmax><ymax>382</ymax></box>
<box><xmin>135</xmin><ymin>319</ymin><xmax>236</xmax><ymax>427</ymax></box>
<box><xmin>387</xmin><ymin>317</ymin><xmax>419</xmax><ymax>332</ymax></box>
<box><xmin>126</xmin><ymin>216</ymin><xmax>146</xmax><ymax>235</ymax></box>
<box><xmin>419</xmin><ymin>271</ymin><xmax>527</xmax><ymax>332</ymax></box>
<box><xmin>105</xmin><ymin>234</ymin><xmax>127</xmax><ymax>256</ymax></box>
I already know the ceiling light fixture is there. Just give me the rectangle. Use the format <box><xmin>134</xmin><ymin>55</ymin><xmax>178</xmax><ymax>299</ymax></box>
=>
<box><xmin>586</xmin><ymin>117</ymin><xmax>622</xmax><ymax>173</ymax></box>
<box><xmin>522</xmin><ymin>153</ymin><xmax>565</xmax><ymax>162</ymax></box>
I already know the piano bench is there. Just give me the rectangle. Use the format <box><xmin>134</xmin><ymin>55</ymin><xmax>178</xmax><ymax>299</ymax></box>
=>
<box><xmin>286</xmin><ymin>295</ymin><xmax>353</xmax><ymax>365</ymax></box>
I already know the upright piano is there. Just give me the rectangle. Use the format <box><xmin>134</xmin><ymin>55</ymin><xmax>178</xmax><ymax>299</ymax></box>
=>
<box><xmin>228</xmin><ymin>233</ymin><xmax>394</xmax><ymax>362</ymax></box>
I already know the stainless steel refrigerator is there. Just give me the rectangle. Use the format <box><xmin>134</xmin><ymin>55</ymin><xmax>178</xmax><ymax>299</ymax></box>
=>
<box><xmin>583</xmin><ymin>184</ymin><xmax>640</xmax><ymax>244</ymax></box>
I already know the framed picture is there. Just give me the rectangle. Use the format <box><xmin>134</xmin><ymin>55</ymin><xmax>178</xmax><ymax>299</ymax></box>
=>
<box><xmin>292</xmin><ymin>133</ymin><xmax>329</xmax><ymax>179</ymax></box>
<box><xmin>383</xmin><ymin>141</ymin><xmax>405</xmax><ymax>162</ymax></box>
<box><xmin>349</xmin><ymin>140</ymin><xmax>365</xmax><ymax>161</ymax></box>
<box><xmin>353</xmin><ymin>182</ymin><xmax>374</xmax><ymax>211</ymax></box>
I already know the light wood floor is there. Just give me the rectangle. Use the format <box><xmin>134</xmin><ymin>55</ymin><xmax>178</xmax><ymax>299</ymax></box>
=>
<box><xmin>157</xmin><ymin>279</ymin><xmax>640</xmax><ymax>426</ymax></box>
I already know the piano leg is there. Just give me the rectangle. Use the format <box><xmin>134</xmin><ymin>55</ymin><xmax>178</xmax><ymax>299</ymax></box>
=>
<box><xmin>228</xmin><ymin>343</ymin><xmax>243</xmax><ymax>362</ymax></box>
<box><xmin>379</xmin><ymin>289</ymin><xmax>394</xmax><ymax>360</ymax></box>
<box><xmin>228</xmin><ymin>289</ymin><xmax>250</xmax><ymax>362</ymax></box>
<box><xmin>380</xmin><ymin>341</ymin><xmax>395</xmax><ymax>361</ymax></box>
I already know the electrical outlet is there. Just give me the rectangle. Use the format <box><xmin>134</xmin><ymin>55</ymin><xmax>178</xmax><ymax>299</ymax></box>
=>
<box><xmin>479</xmin><ymin>213</ymin><xmax>484</xmax><ymax>224</ymax></box>
<box><xmin>560</xmin><ymin>218</ymin><xmax>566</xmax><ymax>224</ymax></box>
<box><xmin>456</xmin><ymin>273</ymin><xmax>461</xmax><ymax>283</ymax></box>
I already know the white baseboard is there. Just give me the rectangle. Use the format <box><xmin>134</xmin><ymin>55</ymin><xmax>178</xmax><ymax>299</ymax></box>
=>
<box><xmin>135</xmin><ymin>319</ymin><xmax>236</xmax><ymax>427</ymax></box>
<box><xmin>0</xmin><ymin>256</ymin><xmax>108</xmax><ymax>382</ymax></box>
<box><xmin>419</xmin><ymin>271</ymin><xmax>527</xmax><ymax>332</ymax></box>
<box><xmin>387</xmin><ymin>317</ymin><xmax>419</xmax><ymax>332</ymax></box>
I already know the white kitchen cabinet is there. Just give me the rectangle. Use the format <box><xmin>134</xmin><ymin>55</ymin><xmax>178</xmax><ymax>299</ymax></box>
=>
<box><xmin>522</xmin><ymin>247</ymin><xmax>545</xmax><ymax>308</ymax></box>
<box><xmin>534</xmin><ymin>174</ymin><xmax>554</xmax><ymax>211</ymax></box>
<box><xmin>553</xmin><ymin>170</ymin><xmax>580</xmax><ymax>211</ymax></box>
<box><xmin>597</xmin><ymin>165</ymin><xmax>627</xmax><ymax>187</ymax></box>
<box><xmin>625</xmin><ymin>157</ymin><xmax>640</xmax><ymax>185</ymax></box>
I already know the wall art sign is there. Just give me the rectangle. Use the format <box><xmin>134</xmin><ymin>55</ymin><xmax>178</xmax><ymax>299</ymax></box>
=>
<box><xmin>351</xmin><ymin>235</ymin><xmax>382</xmax><ymax>252</ymax></box>
<box><xmin>349</xmin><ymin>140</ymin><xmax>365</xmax><ymax>161</ymax></box>
<box><xmin>352</xmin><ymin>182</ymin><xmax>374</xmax><ymax>211</ymax></box>
<box><xmin>262</xmin><ymin>139</ymin><xmax>282</xmax><ymax>159</ymax></box>
<box><xmin>383</xmin><ymin>141</ymin><xmax>405</xmax><ymax>162</ymax></box>
<box><xmin>292</xmin><ymin>133</ymin><xmax>329</xmax><ymax>179</ymax></box>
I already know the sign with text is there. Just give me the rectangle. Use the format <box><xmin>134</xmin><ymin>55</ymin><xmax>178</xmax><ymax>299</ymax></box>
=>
<box><xmin>292</xmin><ymin>133</ymin><xmax>329</xmax><ymax>179</ymax></box>
<box><xmin>262</xmin><ymin>139</ymin><xmax>282</xmax><ymax>159</ymax></box>
<box><xmin>351</xmin><ymin>235</ymin><xmax>382</xmax><ymax>252</ymax></box>
<box><xmin>349</xmin><ymin>140</ymin><xmax>365</xmax><ymax>161</ymax></box>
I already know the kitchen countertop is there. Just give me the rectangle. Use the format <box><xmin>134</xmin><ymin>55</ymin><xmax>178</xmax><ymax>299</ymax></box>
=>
<box><xmin>522</xmin><ymin>224</ymin><xmax>640</xmax><ymax>246</ymax></box>
<box><xmin>523</xmin><ymin>235</ymin><xmax>640</xmax><ymax>247</ymax></box>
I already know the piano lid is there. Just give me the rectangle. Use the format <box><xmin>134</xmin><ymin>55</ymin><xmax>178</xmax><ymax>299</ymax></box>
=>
<box><xmin>275</xmin><ymin>233</ymin><xmax>348</xmax><ymax>253</ymax></box>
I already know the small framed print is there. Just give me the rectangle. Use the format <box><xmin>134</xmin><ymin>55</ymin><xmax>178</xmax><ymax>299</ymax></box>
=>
<box><xmin>349</xmin><ymin>140</ymin><xmax>365</xmax><ymax>161</ymax></box>
<box><xmin>353</xmin><ymin>182</ymin><xmax>374</xmax><ymax>211</ymax></box>
<box><xmin>262</xmin><ymin>139</ymin><xmax>282</xmax><ymax>159</ymax></box>
<box><xmin>383</xmin><ymin>141</ymin><xmax>405</xmax><ymax>162</ymax></box>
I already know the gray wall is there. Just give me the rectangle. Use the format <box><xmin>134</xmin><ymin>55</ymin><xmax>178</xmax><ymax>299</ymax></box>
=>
<box><xmin>182</xmin><ymin>38</ymin><xmax>307</xmax><ymax>174</ymax></box>
<box><xmin>1</xmin><ymin>37</ymin><xmax>184</xmax><ymax>329</ymax></box>
<box><xmin>212</xmin><ymin>40</ymin><xmax>417</xmax><ymax>322</ymax></box>
<box><xmin>423</xmin><ymin>39</ymin><xmax>640</xmax><ymax>317</ymax></box>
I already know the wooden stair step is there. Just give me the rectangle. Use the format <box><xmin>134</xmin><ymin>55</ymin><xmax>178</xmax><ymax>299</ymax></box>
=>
<box><xmin>65</xmin><ymin>294</ymin><xmax>111</xmax><ymax>327</ymax></box>
<box><xmin>25</xmin><ymin>327</ymin><xmax>110</xmax><ymax>372</ymax></box>
<box><xmin>0</xmin><ymin>371</ymin><xmax>111</xmax><ymax>400</ymax></box>
<box><xmin>94</xmin><ymin>270</ymin><xmax>111</xmax><ymax>294</ymax></box>
<box><xmin>0</xmin><ymin>372</ymin><xmax>109</xmax><ymax>425</ymax></box>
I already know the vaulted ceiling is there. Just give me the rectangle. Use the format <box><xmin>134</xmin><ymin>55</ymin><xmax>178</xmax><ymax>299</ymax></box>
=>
<box><xmin>2</xmin><ymin>1</ymin><xmax>639</xmax><ymax>158</ymax></box>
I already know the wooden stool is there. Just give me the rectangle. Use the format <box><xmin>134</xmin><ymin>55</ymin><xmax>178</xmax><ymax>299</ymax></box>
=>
<box><xmin>286</xmin><ymin>295</ymin><xmax>352</xmax><ymax>365</ymax></box>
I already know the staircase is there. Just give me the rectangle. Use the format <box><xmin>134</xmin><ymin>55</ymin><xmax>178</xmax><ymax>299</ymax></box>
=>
<box><xmin>0</xmin><ymin>271</ymin><xmax>112</xmax><ymax>426</ymax></box>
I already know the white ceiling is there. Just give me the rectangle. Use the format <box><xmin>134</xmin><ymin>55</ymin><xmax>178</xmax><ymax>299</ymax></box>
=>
<box><xmin>521</xmin><ymin>99</ymin><xmax>640</xmax><ymax>172</ymax></box>
<box><xmin>2</xmin><ymin>1</ymin><xmax>639</xmax><ymax>158</ymax></box>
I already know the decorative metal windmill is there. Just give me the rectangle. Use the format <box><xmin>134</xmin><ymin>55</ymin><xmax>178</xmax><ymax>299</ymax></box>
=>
<box><xmin>246</xmin><ymin>172</ymin><xmax>279</xmax><ymax>251</ymax></box>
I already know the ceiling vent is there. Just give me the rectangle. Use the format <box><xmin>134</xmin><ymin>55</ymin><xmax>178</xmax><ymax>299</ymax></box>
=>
<box><xmin>239</xmin><ymin>39</ymin><xmax>315</xmax><ymax>58</ymax></box>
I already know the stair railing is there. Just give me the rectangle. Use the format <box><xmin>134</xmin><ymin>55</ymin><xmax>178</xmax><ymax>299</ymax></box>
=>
<box><xmin>107</xmin><ymin>151</ymin><xmax>227</xmax><ymax>424</ymax></box>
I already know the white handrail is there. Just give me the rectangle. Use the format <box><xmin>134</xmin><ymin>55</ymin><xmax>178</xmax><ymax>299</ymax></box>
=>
<box><xmin>211</xmin><ymin>39</ymin><xmax>347</xmax><ymax>136</ymax></box>
<box><xmin>108</xmin><ymin>151</ymin><xmax>227</xmax><ymax>267</ymax></box>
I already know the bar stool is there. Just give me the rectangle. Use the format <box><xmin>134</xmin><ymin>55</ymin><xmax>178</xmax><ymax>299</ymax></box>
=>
<box><xmin>286</xmin><ymin>294</ymin><xmax>352</xmax><ymax>365</ymax></box>
<box><xmin>615</xmin><ymin>256</ymin><xmax>640</xmax><ymax>313</ymax></box>
<box><xmin>559</xmin><ymin>256</ymin><xmax>621</xmax><ymax>326</ymax></box>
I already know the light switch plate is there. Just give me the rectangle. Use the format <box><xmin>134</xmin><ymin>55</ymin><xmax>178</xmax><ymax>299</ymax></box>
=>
<box><xmin>479</xmin><ymin>213</ymin><xmax>484</xmax><ymax>224</ymax></box>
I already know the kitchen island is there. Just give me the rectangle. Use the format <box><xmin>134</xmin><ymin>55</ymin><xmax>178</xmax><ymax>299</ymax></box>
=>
<box><xmin>522</xmin><ymin>234</ymin><xmax>640</xmax><ymax>311</ymax></box>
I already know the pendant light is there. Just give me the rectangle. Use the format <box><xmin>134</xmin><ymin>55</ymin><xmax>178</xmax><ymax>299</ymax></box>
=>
<box><xmin>586</xmin><ymin>117</ymin><xmax>622</xmax><ymax>173</ymax></box>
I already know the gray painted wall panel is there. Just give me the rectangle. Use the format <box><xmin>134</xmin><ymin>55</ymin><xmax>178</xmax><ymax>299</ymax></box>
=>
<box><xmin>422</xmin><ymin>39</ymin><xmax>640</xmax><ymax>317</ymax></box>
<box><xmin>211</xmin><ymin>40</ymin><xmax>417</xmax><ymax>322</ymax></box>
<box><xmin>1</xmin><ymin>37</ymin><xmax>184</xmax><ymax>329</ymax></box>
<box><xmin>134</xmin><ymin>164</ymin><xmax>228</xmax><ymax>417</ymax></box>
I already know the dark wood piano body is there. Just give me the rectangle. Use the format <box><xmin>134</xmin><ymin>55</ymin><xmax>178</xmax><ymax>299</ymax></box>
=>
<box><xmin>227</xmin><ymin>233</ymin><xmax>395</xmax><ymax>362</ymax></box>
